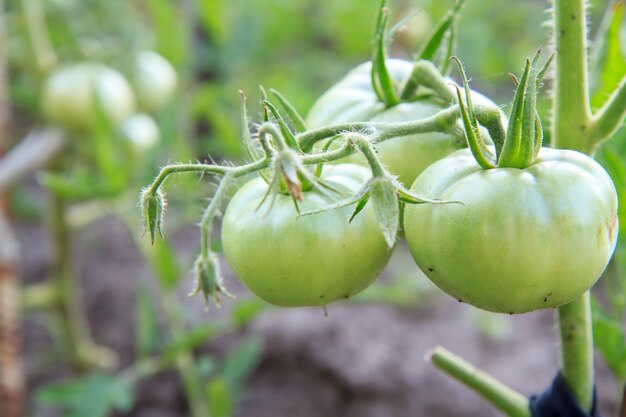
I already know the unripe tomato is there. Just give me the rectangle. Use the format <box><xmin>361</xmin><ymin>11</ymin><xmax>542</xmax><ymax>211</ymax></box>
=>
<box><xmin>306</xmin><ymin>59</ymin><xmax>501</xmax><ymax>186</ymax></box>
<box><xmin>133</xmin><ymin>51</ymin><xmax>177</xmax><ymax>112</ymax></box>
<box><xmin>42</xmin><ymin>63</ymin><xmax>136</xmax><ymax>132</ymax></box>
<box><xmin>121</xmin><ymin>113</ymin><xmax>160</xmax><ymax>149</ymax></box>
<box><xmin>403</xmin><ymin>147</ymin><xmax>618</xmax><ymax>313</ymax></box>
<box><xmin>222</xmin><ymin>164</ymin><xmax>392</xmax><ymax>307</ymax></box>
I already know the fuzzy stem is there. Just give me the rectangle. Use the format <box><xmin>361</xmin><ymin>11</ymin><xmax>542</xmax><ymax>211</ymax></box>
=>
<box><xmin>298</xmin><ymin>105</ymin><xmax>461</xmax><ymax>152</ymax></box>
<box><xmin>558</xmin><ymin>294</ymin><xmax>594</xmax><ymax>411</ymax></box>
<box><xmin>428</xmin><ymin>347</ymin><xmax>531</xmax><ymax>417</ymax></box>
<box><xmin>552</xmin><ymin>0</ymin><xmax>595</xmax><ymax>412</ymax></box>
<box><xmin>552</xmin><ymin>0</ymin><xmax>593</xmax><ymax>153</ymax></box>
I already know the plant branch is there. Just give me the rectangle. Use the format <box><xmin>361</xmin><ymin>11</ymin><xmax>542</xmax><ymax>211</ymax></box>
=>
<box><xmin>589</xmin><ymin>74</ymin><xmax>626</xmax><ymax>147</ymax></box>
<box><xmin>428</xmin><ymin>347</ymin><xmax>531</xmax><ymax>417</ymax></box>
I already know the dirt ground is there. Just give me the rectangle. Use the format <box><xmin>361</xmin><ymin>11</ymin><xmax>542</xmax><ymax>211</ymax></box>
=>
<box><xmin>17</xmin><ymin>215</ymin><xmax>621</xmax><ymax>417</ymax></box>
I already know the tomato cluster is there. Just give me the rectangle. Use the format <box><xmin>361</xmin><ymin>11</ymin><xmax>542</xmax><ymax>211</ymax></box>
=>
<box><xmin>41</xmin><ymin>51</ymin><xmax>177</xmax><ymax>150</ymax></box>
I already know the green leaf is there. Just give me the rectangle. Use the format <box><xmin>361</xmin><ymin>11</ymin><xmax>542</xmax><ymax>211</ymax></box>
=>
<box><xmin>136</xmin><ymin>283</ymin><xmax>162</xmax><ymax>358</ymax></box>
<box><xmin>221</xmin><ymin>335</ymin><xmax>263</xmax><ymax>388</ymax></box>
<box><xmin>269</xmin><ymin>88</ymin><xmax>307</xmax><ymax>133</ymax></box>
<box><xmin>35</xmin><ymin>373</ymin><xmax>134</xmax><ymax>417</ymax></box>
<box><xmin>207</xmin><ymin>378</ymin><xmax>234</xmax><ymax>417</ymax></box>
<box><xmin>162</xmin><ymin>323</ymin><xmax>218</xmax><ymax>363</ymax></box>
<box><xmin>231</xmin><ymin>298</ymin><xmax>268</xmax><ymax>328</ymax></box>
<box><xmin>371</xmin><ymin>0</ymin><xmax>400</xmax><ymax>106</ymax></box>
<box><xmin>145</xmin><ymin>237</ymin><xmax>181</xmax><ymax>290</ymax></box>
<box><xmin>591</xmin><ymin>1</ymin><xmax>626</xmax><ymax>109</ymax></box>
<box><xmin>369</xmin><ymin>176</ymin><xmax>399</xmax><ymax>248</ymax></box>
<box><xmin>592</xmin><ymin>300</ymin><xmax>626</xmax><ymax>379</ymax></box>
<box><xmin>418</xmin><ymin>0</ymin><xmax>465</xmax><ymax>73</ymax></box>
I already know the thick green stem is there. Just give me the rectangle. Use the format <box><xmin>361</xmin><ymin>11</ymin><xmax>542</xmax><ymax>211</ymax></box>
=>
<box><xmin>552</xmin><ymin>0</ymin><xmax>595</xmax><ymax>412</ymax></box>
<box><xmin>429</xmin><ymin>347</ymin><xmax>530</xmax><ymax>417</ymax></box>
<box><xmin>552</xmin><ymin>0</ymin><xmax>593</xmax><ymax>153</ymax></box>
<box><xmin>558</xmin><ymin>294</ymin><xmax>594</xmax><ymax>411</ymax></box>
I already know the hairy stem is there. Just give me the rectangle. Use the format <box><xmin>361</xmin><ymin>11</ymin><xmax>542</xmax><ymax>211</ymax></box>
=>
<box><xmin>552</xmin><ymin>0</ymin><xmax>593</xmax><ymax>153</ymax></box>
<box><xmin>558</xmin><ymin>294</ymin><xmax>594</xmax><ymax>411</ymax></box>
<box><xmin>428</xmin><ymin>347</ymin><xmax>530</xmax><ymax>417</ymax></box>
<box><xmin>552</xmin><ymin>0</ymin><xmax>595</xmax><ymax>411</ymax></box>
<box><xmin>21</xmin><ymin>0</ymin><xmax>57</xmax><ymax>78</ymax></box>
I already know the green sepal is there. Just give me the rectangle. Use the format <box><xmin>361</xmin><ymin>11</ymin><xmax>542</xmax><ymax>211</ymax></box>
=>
<box><xmin>314</xmin><ymin>135</ymin><xmax>342</xmax><ymax>178</ymax></box>
<box><xmin>349</xmin><ymin>192</ymin><xmax>370</xmax><ymax>223</ymax></box>
<box><xmin>369</xmin><ymin>176</ymin><xmax>399</xmax><ymax>248</ymax></box>
<box><xmin>371</xmin><ymin>0</ymin><xmax>400</xmax><ymax>106</ymax></box>
<box><xmin>499</xmin><ymin>49</ymin><xmax>551</xmax><ymax>168</ymax></box>
<box><xmin>140</xmin><ymin>187</ymin><xmax>166</xmax><ymax>244</ymax></box>
<box><xmin>190</xmin><ymin>253</ymin><xmax>235</xmax><ymax>309</ymax></box>
<box><xmin>451</xmin><ymin>57</ymin><xmax>497</xmax><ymax>169</ymax></box>
<box><xmin>417</xmin><ymin>0</ymin><xmax>465</xmax><ymax>75</ymax></box>
<box><xmin>263</xmin><ymin>100</ymin><xmax>301</xmax><ymax>152</ymax></box>
<box><xmin>269</xmin><ymin>88</ymin><xmax>307</xmax><ymax>133</ymax></box>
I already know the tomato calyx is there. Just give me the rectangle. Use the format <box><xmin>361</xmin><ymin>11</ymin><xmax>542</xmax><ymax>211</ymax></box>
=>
<box><xmin>190</xmin><ymin>253</ymin><xmax>235</xmax><ymax>309</ymax></box>
<box><xmin>372</xmin><ymin>0</ymin><xmax>464</xmax><ymax>107</ymax></box>
<box><xmin>454</xmin><ymin>49</ymin><xmax>554</xmax><ymax>170</ymax></box>
<box><xmin>140</xmin><ymin>187</ymin><xmax>166</xmax><ymax>244</ymax></box>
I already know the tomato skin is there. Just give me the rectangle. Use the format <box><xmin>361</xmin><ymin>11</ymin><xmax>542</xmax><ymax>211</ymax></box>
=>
<box><xmin>306</xmin><ymin>59</ymin><xmax>500</xmax><ymax>186</ymax></box>
<box><xmin>221</xmin><ymin>164</ymin><xmax>392</xmax><ymax>307</ymax></box>
<box><xmin>42</xmin><ymin>63</ymin><xmax>136</xmax><ymax>132</ymax></box>
<box><xmin>403</xmin><ymin>147</ymin><xmax>618</xmax><ymax>313</ymax></box>
<box><xmin>134</xmin><ymin>51</ymin><xmax>177</xmax><ymax>112</ymax></box>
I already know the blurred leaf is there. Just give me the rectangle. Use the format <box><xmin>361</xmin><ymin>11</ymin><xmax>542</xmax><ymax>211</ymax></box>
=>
<box><xmin>196</xmin><ymin>354</ymin><xmax>219</xmax><ymax>379</ymax></box>
<box><xmin>143</xmin><ymin>0</ymin><xmax>189</xmax><ymax>69</ymax></box>
<box><xmin>221</xmin><ymin>335</ymin><xmax>263</xmax><ymax>388</ymax></box>
<box><xmin>146</xmin><ymin>238</ymin><xmax>181</xmax><ymax>290</ymax></box>
<box><xmin>591</xmin><ymin>1</ymin><xmax>626</xmax><ymax>110</ymax></box>
<box><xmin>35</xmin><ymin>373</ymin><xmax>134</xmax><ymax>417</ymax></box>
<box><xmin>592</xmin><ymin>300</ymin><xmax>626</xmax><ymax>380</ymax></box>
<box><xmin>136</xmin><ymin>283</ymin><xmax>162</xmax><ymax>358</ymax></box>
<box><xmin>207</xmin><ymin>377</ymin><xmax>234</xmax><ymax>417</ymax></box>
<box><xmin>231</xmin><ymin>298</ymin><xmax>268</xmax><ymax>328</ymax></box>
<box><xmin>162</xmin><ymin>323</ymin><xmax>217</xmax><ymax>362</ymax></box>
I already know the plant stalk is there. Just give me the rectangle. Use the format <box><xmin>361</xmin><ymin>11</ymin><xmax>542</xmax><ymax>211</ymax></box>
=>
<box><xmin>49</xmin><ymin>194</ymin><xmax>113</xmax><ymax>369</ymax></box>
<box><xmin>552</xmin><ymin>0</ymin><xmax>593</xmax><ymax>153</ymax></box>
<box><xmin>428</xmin><ymin>347</ymin><xmax>530</xmax><ymax>417</ymax></box>
<box><xmin>553</xmin><ymin>0</ymin><xmax>595</xmax><ymax>412</ymax></box>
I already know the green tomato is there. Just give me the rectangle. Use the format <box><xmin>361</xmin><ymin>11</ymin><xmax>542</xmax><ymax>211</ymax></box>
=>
<box><xmin>306</xmin><ymin>59</ymin><xmax>502</xmax><ymax>186</ymax></box>
<box><xmin>121</xmin><ymin>113</ymin><xmax>160</xmax><ymax>149</ymax></box>
<box><xmin>222</xmin><ymin>164</ymin><xmax>392</xmax><ymax>307</ymax></box>
<box><xmin>42</xmin><ymin>63</ymin><xmax>136</xmax><ymax>132</ymax></box>
<box><xmin>134</xmin><ymin>51</ymin><xmax>177</xmax><ymax>112</ymax></box>
<box><xmin>403</xmin><ymin>147</ymin><xmax>618</xmax><ymax>313</ymax></box>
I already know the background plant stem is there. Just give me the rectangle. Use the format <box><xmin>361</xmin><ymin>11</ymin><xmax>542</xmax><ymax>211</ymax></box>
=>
<box><xmin>553</xmin><ymin>0</ymin><xmax>595</xmax><ymax>411</ymax></box>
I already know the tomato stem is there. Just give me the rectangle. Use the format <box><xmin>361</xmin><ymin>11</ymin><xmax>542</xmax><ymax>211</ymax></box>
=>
<box><xmin>400</xmin><ymin>60</ymin><xmax>456</xmax><ymax>103</ymax></box>
<box><xmin>558</xmin><ymin>294</ymin><xmax>594</xmax><ymax>412</ymax></box>
<box><xmin>553</xmin><ymin>0</ymin><xmax>595</xmax><ymax>412</ymax></box>
<box><xmin>428</xmin><ymin>347</ymin><xmax>531</xmax><ymax>417</ymax></box>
